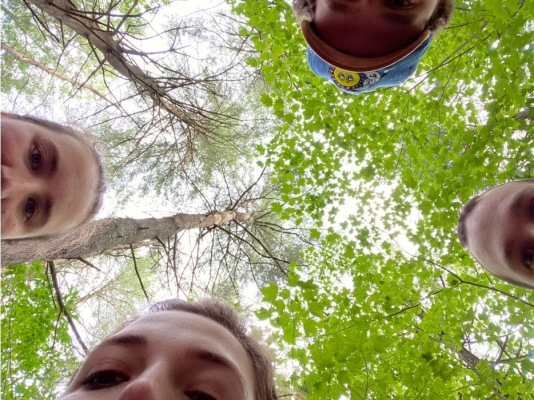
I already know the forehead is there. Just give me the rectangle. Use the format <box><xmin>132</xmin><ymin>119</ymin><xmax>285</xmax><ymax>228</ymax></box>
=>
<box><xmin>466</xmin><ymin>181</ymin><xmax>534</xmax><ymax>276</ymax></box>
<box><xmin>119</xmin><ymin>311</ymin><xmax>239</xmax><ymax>343</ymax></box>
<box><xmin>471</xmin><ymin>181</ymin><xmax>534</xmax><ymax>225</ymax></box>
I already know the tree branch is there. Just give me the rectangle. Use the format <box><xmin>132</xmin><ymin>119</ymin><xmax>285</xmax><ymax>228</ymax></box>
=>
<box><xmin>47</xmin><ymin>261</ymin><xmax>88</xmax><ymax>354</ymax></box>
<box><xmin>130</xmin><ymin>245</ymin><xmax>150</xmax><ymax>302</ymax></box>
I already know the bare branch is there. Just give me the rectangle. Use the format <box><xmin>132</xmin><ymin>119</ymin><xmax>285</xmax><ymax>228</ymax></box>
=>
<box><xmin>47</xmin><ymin>261</ymin><xmax>88</xmax><ymax>354</ymax></box>
<box><xmin>130</xmin><ymin>245</ymin><xmax>150</xmax><ymax>302</ymax></box>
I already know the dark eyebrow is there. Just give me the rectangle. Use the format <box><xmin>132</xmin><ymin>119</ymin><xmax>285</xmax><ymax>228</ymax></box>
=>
<box><xmin>383</xmin><ymin>11</ymin><xmax>417</xmax><ymax>25</ymax></box>
<box><xmin>39</xmin><ymin>135</ymin><xmax>59</xmax><ymax>176</ymax></box>
<box><xmin>508</xmin><ymin>188</ymin><xmax>529</xmax><ymax>219</ymax></box>
<box><xmin>501</xmin><ymin>187</ymin><xmax>533</xmax><ymax>267</ymax></box>
<box><xmin>187</xmin><ymin>347</ymin><xmax>247</xmax><ymax>394</ymax></box>
<box><xmin>100</xmin><ymin>334</ymin><xmax>149</xmax><ymax>348</ymax></box>
<box><xmin>41</xmin><ymin>197</ymin><xmax>53</xmax><ymax>226</ymax></box>
<box><xmin>50</xmin><ymin>144</ymin><xmax>59</xmax><ymax>176</ymax></box>
<box><xmin>504</xmin><ymin>239</ymin><xmax>517</xmax><ymax>267</ymax></box>
<box><xmin>324</xmin><ymin>0</ymin><xmax>349</xmax><ymax>12</ymax></box>
<box><xmin>29</xmin><ymin>196</ymin><xmax>53</xmax><ymax>231</ymax></box>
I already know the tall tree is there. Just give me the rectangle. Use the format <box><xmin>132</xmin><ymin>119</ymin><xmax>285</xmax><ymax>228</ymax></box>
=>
<box><xmin>2</xmin><ymin>210</ymin><xmax>251</xmax><ymax>265</ymax></box>
<box><xmin>3</xmin><ymin>0</ymin><xmax>534</xmax><ymax>397</ymax></box>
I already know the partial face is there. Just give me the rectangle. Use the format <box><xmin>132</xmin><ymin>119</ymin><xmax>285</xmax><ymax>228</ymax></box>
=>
<box><xmin>1</xmin><ymin>116</ymin><xmax>99</xmax><ymax>239</ymax></box>
<box><xmin>313</xmin><ymin>0</ymin><xmax>440</xmax><ymax>57</ymax></box>
<box><xmin>60</xmin><ymin>311</ymin><xmax>256</xmax><ymax>400</ymax></box>
<box><xmin>466</xmin><ymin>181</ymin><xmax>534</xmax><ymax>287</ymax></box>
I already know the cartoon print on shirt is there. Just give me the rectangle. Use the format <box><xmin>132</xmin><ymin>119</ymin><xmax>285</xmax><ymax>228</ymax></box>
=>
<box><xmin>329</xmin><ymin>67</ymin><xmax>385</xmax><ymax>92</ymax></box>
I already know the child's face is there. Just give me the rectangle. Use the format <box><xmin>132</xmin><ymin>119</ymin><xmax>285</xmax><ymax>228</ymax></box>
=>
<box><xmin>313</xmin><ymin>0</ymin><xmax>440</xmax><ymax>57</ymax></box>
<box><xmin>60</xmin><ymin>311</ymin><xmax>256</xmax><ymax>400</ymax></box>
<box><xmin>1</xmin><ymin>116</ymin><xmax>99</xmax><ymax>238</ymax></box>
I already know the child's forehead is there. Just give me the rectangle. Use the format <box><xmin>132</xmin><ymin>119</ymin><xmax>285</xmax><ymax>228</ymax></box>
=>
<box><xmin>113</xmin><ymin>311</ymin><xmax>239</xmax><ymax>345</ymax></box>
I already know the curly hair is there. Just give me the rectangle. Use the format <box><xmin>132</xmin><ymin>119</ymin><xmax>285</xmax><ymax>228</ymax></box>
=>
<box><xmin>292</xmin><ymin>0</ymin><xmax>455</xmax><ymax>34</ymax></box>
<box><xmin>426</xmin><ymin>0</ymin><xmax>455</xmax><ymax>33</ymax></box>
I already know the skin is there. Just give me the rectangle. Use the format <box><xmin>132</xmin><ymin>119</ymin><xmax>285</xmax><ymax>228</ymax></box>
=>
<box><xmin>60</xmin><ymin>311</ymin><xmax>256</xmax><ymax>400</ymax></box>
<box><xmin>1</xmin><ymin>116</ymin><xmax>99</xmax><ymax>239</ymax></box>
<box><xmin>313</xmin><ymin>0</ymin><xmax>441</xmax><ymax>57</ymax></box>
<box><xmin>465</xmin><ymin>181</ymin><xmax>534</xmax><ymax>287</ymax></box>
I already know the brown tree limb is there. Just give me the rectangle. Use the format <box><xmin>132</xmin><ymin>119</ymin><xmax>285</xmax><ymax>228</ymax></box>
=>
<box><xmin>129</xmin><ymin>244</ymin><xmax>150</xmax><ymax>302</ymax></box>
<box><xmin>1</xmin><ymin>42</ymin><xmax>113</xmax><ymax>104</ymax></box>
<box><xmin>2</xmin><ymin>211</ymin><xmax>251</xmax><ymax>265</ymax></box>
<box><xmin>76</xmin><ymin>257</ymin><xmax>101</xmax><ymax>272</ymax></box>
<box><xmin>514</xmin><ymin>107</ymin><xmax>533</xmax><ymax>122</ymax></box>
<box><xmin>47</xmin><ymin>261</ymin><xmax>88</xmax><ymax>354</ymax></box>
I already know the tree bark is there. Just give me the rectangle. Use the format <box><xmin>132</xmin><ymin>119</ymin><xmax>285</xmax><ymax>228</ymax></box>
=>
<box><xmin>1</xmin><ymin>211</ymin><xmax>250</xmax><ymax>266</ymax></box>
<box><xmin>514</xmin><ymin>107</ymin><xmax>533</xmax><ymax>122</ymax></box>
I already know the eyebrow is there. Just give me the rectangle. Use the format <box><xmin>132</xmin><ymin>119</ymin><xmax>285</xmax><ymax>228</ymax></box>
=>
<box><xmin>187</xmin><ymin>347</ymin><xmax>247</xmax><ymax>395</ymax></box>
<box><xmin>504</xmin><ymin>239</ymin><xmax>517</xmax><ymax>268</ymax></box>
<box><xmin>501</xmin><ymin>187</ymin><xmax>533</xmax><ymax>267</ymax></box>
<box><xmin>39</xmin><ymin>135</ymin><xmax>59</xmax><ymax>177</ymax></box>
<box><xmin>100</xmin><ymin>334</ymin><xmax>149</xmax><ymax>348</ymax></box>
<box><xmin>508</xmin><ymin>187</ymin><xmax>529</xmax><ymax>219</ymax></box>
<box><xmin>383</xmin><ymin>11</ymin><xmax>417</xmax><ymax>25</ymax></box>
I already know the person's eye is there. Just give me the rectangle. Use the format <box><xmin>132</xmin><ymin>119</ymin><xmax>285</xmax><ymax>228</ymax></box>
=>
<box><xmin>522</xmin><ymin>249</ymin><xmax>534</xmax><ymax>270</ymax></box>
<box><xmin>386</xmin><ymin>0</ymin><xmax>412</xmax><ymax>8</ymax></box>
<box><xmin>30</xmin><ymin>145</ymin><xmax>43</xmax><ymax>170</ymax></box>
<box><xmin>80</xmin><ymin>370</ymin><xmax>129</xmax><ymax>390</ymax></box>
<box><xmin>185</xmin><ymin>391</ymin><xmax>217</xmax><ymax>400</ymax></box>
<box><xmin>24</xmin><ymin>198</ymin><xmax>38</xmax><ymax>222</ymax></box>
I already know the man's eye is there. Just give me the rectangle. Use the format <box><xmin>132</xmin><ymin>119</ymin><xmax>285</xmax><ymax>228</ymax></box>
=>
<box><xmin>80</xmin><ymin>370</ymin><xmax>129</xmax><ymax>390</ymax></box>
<box><xmin>24</xmin><ymin>198</ymin><xmax>37</xmax><ymax>222</ymax></box>
<box><xmin>186</xmin><ymin>391</ymin><xmax>217</xmax><ymax>400</ymax></box>
<box><xmin>522</xmin><ymin>250</ymin><xmax>534</xmax><ymax>269</ymax></box>
<box><xmin>386</xmin><ymin>0</ymin><xmax>411</xmax><ymax>8</ymax></box>
<box><xmin>30</xmin><ymin>146</ymin><xmax>43</xmax><ymax>170</ymax></box>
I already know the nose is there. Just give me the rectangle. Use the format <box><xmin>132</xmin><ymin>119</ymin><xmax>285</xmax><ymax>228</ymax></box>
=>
<box><xmin>117</xmin><ymin>362</ymin><xmax>181</xmax><ymax>400</ymax></box>
<box><xmin>1</xmin><ymin>164</ymin><xmax>35</xmax><ymax>199</ymax></box>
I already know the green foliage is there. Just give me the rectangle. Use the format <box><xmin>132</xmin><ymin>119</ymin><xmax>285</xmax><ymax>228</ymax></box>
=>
<box><xmin>230</xmin><ymin>0</ymin><xmax>534</xmax><ymax>234</ymax></box>
<box><xmin>3</xmin><ymin>0</ymin><xmax>534</xmax><ymax>397</ymax></box>
<box><xmin>260</xmin><ymin>242</ymin><xmax>534</xmax><ymax>398</ymax></box>
<box><xmin>1</xmin><ymin>263</ymin><xmax>78</xmax><ymax>399</ymax></box>
<box><xmin>231</xmin><ymin>0</ymin><xmax>534</xmax><ymax>397</ymax></box>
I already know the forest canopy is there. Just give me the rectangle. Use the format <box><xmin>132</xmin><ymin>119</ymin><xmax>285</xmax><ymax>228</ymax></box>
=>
<box><xmin>1</xmin><ymin>0</ymin><xmax>533</xmax><ymax>398</ymax></box>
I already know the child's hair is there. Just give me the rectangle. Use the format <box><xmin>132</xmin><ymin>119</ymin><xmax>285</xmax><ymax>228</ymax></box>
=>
<box><xmin>4</xmin><ymin>113</ymin><xmax>106</xmax><ymax>227</ymax></box>
<box><xmin>292</xmin><ymin>0</ymin><xmax>455</xmax><ymax>34</ymax></box>
<box><xmin>105</xmin><ymin>298</ymin><xmax>278</xmax><ymax>400</ymax></box>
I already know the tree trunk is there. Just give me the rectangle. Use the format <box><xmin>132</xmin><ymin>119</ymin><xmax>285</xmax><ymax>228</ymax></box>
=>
<box><xmin>1</xmin><ymin>211</ymin><xmax>250</xmax><ymax>266</ymax></box>
<box><xmin>26</xmin><ymin>0</ymin><xmax>207</xmax><ymax>128</ymax></box>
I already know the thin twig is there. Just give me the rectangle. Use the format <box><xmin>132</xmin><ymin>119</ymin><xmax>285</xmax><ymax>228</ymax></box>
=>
<box><xmin>130</xmin><ymin>244</ymin><xmax>150</xmax><ymax>302</ymax></box>
<box><xmin>47</xmin><ymin>261</ymin><xmax>88</xmax><ymax>354</ymax></box>
<box><xmin>76</xmin><ymin>257</ymin><xmax>101</xmax><ymax>272</ymax></box>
